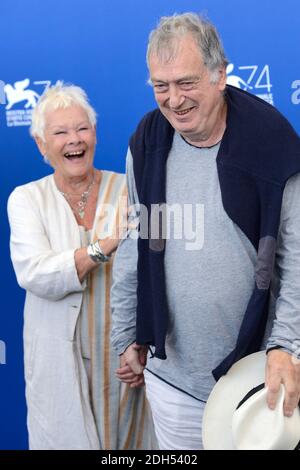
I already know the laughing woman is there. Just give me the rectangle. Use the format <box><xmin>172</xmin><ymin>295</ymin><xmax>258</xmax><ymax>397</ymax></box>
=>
<box><xmin>7</xmin><ymin>82</ymin><xmax>155</xmax><ymax>450</ymax></box>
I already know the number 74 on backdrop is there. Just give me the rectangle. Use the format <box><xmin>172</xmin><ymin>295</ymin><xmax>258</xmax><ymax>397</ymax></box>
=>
<box><xmin>226</xmin><ymin>64</ymin><xmax>274</xmax><ymax>105</ymax></box>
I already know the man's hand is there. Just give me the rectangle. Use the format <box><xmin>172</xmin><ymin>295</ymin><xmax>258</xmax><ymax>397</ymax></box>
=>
<box><xmin>266</xmin><ymin>349</ymin><xmax>300</xmax><ymax>416</ymax></box>
<box><xmin>116</xmin><ymin>343</ymin><xmax>148</xmax><ymax>388</ymax></box>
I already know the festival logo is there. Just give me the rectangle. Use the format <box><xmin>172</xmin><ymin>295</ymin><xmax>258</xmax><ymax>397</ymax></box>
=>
<box><xmin>3</xmin><ymin>78</ymin><xmax>51</xmax><ymax>127</ymax></box>
<box><xmin>291</xmin><ymin>80</ymin><xmax>300</xmax><ymax>105</ymax></box>
<box><xmin>0</xmin><ymin>340</ymin><xmax>6</xmax><ymax>365</ymax></box>
<box><xmin>0</xmin><ymin>80</ymin><xmax>5</xmax><ymax>105</ymax></box>
<box><xmin>226</xmin><ymin>63</ymin><xmax>274</xmax><ymax>105</ymax></box>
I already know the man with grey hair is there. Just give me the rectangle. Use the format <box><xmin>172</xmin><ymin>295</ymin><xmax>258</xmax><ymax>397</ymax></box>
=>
<box><xmin>111</xmin><ymin>13</ymin><xmax>300</xmax><ymax>449</ymax></box>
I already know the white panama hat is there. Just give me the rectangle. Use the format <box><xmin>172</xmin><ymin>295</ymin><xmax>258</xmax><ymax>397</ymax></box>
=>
<box><xmin>202</xmin><ymin>351</ymin><xmax>300</xmax><ymax>450</ymax></box>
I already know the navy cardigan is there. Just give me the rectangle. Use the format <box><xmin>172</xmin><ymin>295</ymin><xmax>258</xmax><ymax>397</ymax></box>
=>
<box><xmin>129</xmin><ymin>85</ymin><xmax>300</xmax><ymax>380</ymax></box>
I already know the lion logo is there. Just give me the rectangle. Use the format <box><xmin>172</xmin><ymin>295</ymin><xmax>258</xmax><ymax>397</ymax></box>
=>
<box><xmin>4</xmin><ymin>78</ymin><xmax>40</xmax><ymax>110</ymax></box>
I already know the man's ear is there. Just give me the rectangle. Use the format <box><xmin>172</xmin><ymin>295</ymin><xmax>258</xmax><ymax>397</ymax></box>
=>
<box><xmin>218</xmin><ymin>67</ymin><xmax>227</xmax><ymax>91</ymax></box>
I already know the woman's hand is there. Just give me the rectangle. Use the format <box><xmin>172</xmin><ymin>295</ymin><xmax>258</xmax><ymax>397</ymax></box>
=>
<box><xmin>97</xmin><ymin>201</ymin><xmax>129</xmax><ymax>256</ymax></box>
<box><xmin>74</xmin><ymin>247</ymin><xmax>99</xmax><ymax>282</ymax></box>
<box><xmin>75</xmin><ymin>198</ymin><xmax>128</xmax><ymax>281</ymax></box>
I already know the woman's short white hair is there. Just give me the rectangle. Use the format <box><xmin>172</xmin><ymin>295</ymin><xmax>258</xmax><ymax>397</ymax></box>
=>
<box><xmin>30</xmin><ymin>81</ymin><xmax>97</xmax><ymax>141</ymax></box>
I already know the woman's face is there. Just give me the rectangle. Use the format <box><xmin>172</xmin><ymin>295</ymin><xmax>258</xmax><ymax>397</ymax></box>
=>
<box><xmin>36</xmin><ymin>105</ymin><xmax>96</xmax><ymax>180</ymax></box>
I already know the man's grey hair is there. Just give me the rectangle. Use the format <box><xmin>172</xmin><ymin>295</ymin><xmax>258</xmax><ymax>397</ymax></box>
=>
<box><xmin>147</xmin><ymin>13</ymin><xmax>228</xmax><ymax>83</ymax></box>
<box><xmin>30</xmin><ymin>81</ymin><xmax>97</xmax><ymax>142</ymax></box>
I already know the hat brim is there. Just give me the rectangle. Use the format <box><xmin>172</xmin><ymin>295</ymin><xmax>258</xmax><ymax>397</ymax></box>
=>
<box><xmin>202</xmin><ymin>351</ymin><xmax>266</xmax><ymax>450</ymax></box>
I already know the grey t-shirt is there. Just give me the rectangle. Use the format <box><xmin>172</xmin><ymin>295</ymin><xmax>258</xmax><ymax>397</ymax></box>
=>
<box><xmin>111</xmin><ymin>132</ymin><xmax>300</xmax><ymax>401</ymax></box>
<box><xmin>147</xmin><ymin>133</ymin><xmax>258</xmax><ymax>400</ymax></box>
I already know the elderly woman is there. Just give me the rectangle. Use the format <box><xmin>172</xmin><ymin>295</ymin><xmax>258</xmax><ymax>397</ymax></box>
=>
<box><xmin>7</xmin><ymin>82</ymin><xmax>155</xmax><ymax>450</ymax></box>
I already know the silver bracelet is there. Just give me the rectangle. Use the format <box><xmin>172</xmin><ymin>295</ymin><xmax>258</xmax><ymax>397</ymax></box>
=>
<box><xmin>87</xmin><ymin>239</ymin><xmax>111</xmax><ymax>263</ymax></box>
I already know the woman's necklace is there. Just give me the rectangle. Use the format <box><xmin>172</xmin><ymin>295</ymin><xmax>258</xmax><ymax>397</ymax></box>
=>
<box><xmin>59</xmin><ymin>174</ymin><xmax>95</xmax><ymax>219</ymax></box>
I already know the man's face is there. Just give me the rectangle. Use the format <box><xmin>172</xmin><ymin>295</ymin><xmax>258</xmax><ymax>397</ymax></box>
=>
<box><xmin>149</xmin><ymin>34</ymin><xmax>226</xmax><ymax>144</ymax></box>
